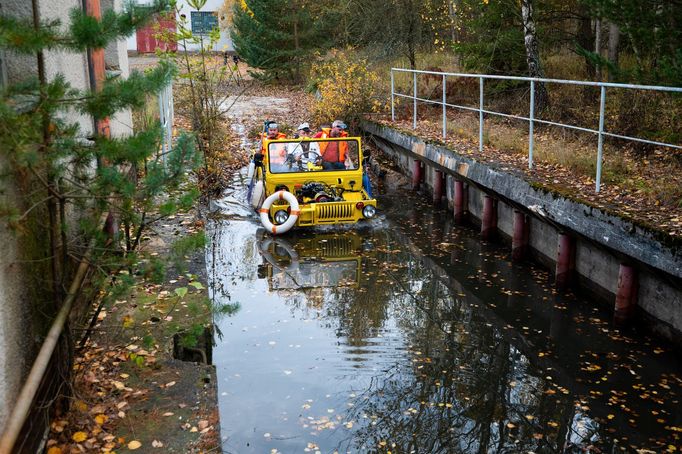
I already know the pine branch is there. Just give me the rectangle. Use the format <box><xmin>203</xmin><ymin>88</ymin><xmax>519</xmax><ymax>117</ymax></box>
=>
<box><xmin>0</xmin><ymin>0</ymin><xmax>169</xmax><ymax>54</ymax></box>
<box><xmin>82</xmin><ymin>60</ymin><xmax>175</xmax><ymax>119</ymax></box>
<box><xmin>69</xmin><ymin>0</ymin><xmax>170</xmax><ymax>50</ymax></box>
<box><xmin>0</xmin><ymin>16</ymin><xmax>64</xmax><ymax>54</ymax></box>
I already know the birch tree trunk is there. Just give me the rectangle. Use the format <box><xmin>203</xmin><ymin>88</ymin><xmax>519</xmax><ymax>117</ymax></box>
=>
<box><xmin>521</xmin><ymin>0</ymin><xmax>548</xmax><ymax>111</ymax></box>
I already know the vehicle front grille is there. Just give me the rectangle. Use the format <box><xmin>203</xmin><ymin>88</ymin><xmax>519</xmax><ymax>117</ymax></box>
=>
<box><xmin>315</xmin><ymin>202</ymin><xmax>355</xmax><ymax>222</ymax></box>
<box><xmin>319</xmin><ymin>237</ymin><xmax>354</xmax><ymax>257</ymax></box>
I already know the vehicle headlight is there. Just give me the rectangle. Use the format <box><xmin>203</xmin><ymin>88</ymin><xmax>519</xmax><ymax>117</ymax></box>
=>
<box><xmin>274</xmin><ymin>210</ymin><xmax>289</xmax><ymax>225</ymax></box>
<box><xmin>362</xmin><ymin>205</ymin><xmax>376</xmax><ymax>219</ymax></box>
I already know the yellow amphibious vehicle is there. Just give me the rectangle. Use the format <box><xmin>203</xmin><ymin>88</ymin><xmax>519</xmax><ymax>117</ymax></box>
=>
<box><xmin>247</xmin><ymin>136</ymin><xmax>377</xmax><ymax>234</ymax></box>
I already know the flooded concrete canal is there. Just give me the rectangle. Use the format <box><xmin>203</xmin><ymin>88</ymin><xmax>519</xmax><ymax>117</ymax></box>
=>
<box><xmin>207</xmin><ymin>173</ymin><xmax>681</xmax><ymax>453</ymax></box>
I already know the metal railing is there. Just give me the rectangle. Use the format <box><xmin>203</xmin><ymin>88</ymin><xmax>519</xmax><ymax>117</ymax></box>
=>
<box><xmin>390</xmin><ymin>68</ymin><xmax>682</xmax><ymax>192</ymax></box>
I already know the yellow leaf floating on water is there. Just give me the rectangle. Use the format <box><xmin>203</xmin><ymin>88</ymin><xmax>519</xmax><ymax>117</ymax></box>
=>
<box><xmin>607</xmin><ymin>414</ymin><xmax>615</xmax><ymax>420</ymax></box>
<box><xmin>95</xmin><ymin>414</ymin><xmax>107</xmax><ymax>425</ymax></box>
<box><xmin>47</xmin><ymin>447</ymin><xmax>62</xmax><ymax>454</ymax></box>
<box><xmin>128</xmin><ymin>440</ymin><xmax>142</xmax><ymax>450</ymax></box>
<box><xmin>72</xmin><ymin>431</ymin><xmax>87</xmax><ymax>442</ymax></box>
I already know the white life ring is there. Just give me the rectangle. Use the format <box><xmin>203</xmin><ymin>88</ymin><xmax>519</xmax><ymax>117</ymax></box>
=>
<box><xmin>259</xmin><ymin>190</ymin><xmax>300</xmax><ymax>235</ymax></box>
<box><xmin>257</xmin><ymin>236</ymin><xmax>300</xmax><ymax>272</ymax></box>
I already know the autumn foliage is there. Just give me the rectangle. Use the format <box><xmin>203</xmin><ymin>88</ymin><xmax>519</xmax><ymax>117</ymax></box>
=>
<box><xmin>310</xmin><ymin>50</ymin><xmax>383</xmax><ymax>125</ymax></box>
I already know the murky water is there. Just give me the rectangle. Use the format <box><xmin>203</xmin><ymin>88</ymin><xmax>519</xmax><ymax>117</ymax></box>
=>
<box><xmin>207</xmin><ymin>172</ymin><xmax>681</xmax><ymax>453</ymax></box>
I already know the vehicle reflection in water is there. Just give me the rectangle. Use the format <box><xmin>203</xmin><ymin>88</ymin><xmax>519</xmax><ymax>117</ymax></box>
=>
<box><xmin>208</xmin><ymin>175</ymin><xmax>681</xmax><ymax>454</ymax></box>
<box><xmin>256</xmin><ymin>229</ymin><xmax>363</xmax><ymax>291</ymax></box>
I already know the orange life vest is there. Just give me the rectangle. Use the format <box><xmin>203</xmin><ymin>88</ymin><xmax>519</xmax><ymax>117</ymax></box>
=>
<box><xmin>262</xmin><ymin>132</ymin><xmax>287</xmax><ymax>163</ymax></box>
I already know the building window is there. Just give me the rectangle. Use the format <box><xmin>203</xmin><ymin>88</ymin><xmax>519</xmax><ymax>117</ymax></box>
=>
<box><xmin>190</xmin><ymin>11</ymin><xmax>219</xmax><ymax>36</ymax></box>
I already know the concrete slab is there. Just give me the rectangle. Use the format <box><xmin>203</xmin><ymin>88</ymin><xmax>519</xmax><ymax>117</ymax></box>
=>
<box><xmin>362</xmin><ymin>120</ymin><xmax>682</xmax><ymax>279</ymax></box>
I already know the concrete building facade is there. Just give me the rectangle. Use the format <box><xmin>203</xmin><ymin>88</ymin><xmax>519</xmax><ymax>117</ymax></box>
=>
<box><xmin>0</xmin><ymin>0</ymin><xmax>132</xmax><ymax>438</ymax></box>
<box><xmin>126</xmin><ymin>0</ymin><xmax>234</xmax><ymax>53</ymax></box>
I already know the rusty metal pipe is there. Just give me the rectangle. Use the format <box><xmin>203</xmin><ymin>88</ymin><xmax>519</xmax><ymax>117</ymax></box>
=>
<box><xmin>411</xmin><ymin>159</ymin><xmax>423</xmax><ymax>191</ymax></box>
<box><xmin>512</xmin><ymin>210</ymin><xmax>528</xmax><ymax>261</ymax></box>
<box><xmin>614</xmin><ymin>264</ymin><xmax>638</xmax><ymax>324</ymax></box>
<box><xmin>453</xmin><ymin>180</ymin><xmax>465</xmax><ymax>223</ymax></box>
<box><xmin>556</xmin><ymin>233</ymin><xmax>574</xmax><ymax>289</ymax></box>
<box><xmin>481</xmin><ymin>195</ymin><xmax>496</xmax><ymax>240</ymax></box>
<box><xmin>0</xmin><ymin>241</ymin><xmax>94</xmax><ymax>453</ymax></box>
<box><xmin>433</xmin><ymin>169</ymin><xmax>444</xmax><ymax>206</ymax></box>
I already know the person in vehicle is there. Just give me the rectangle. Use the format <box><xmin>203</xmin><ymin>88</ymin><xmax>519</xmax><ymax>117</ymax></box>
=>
<box><xmin>321</xmin><ymin>127</ymin><xmax>347</xmax><ymax>170</ymax></box>
<box><xmin>263</xmin><ymin>121</ymin><xmax>288</xmax><ymax>169</ymax></box>
<box><xmin>264</xmin><ymin>121</ymin><xmax>286</xmax><ymax>141</ymax></box>
<box><xmin>288</xmin><ymin>123</ymin><xmax>321</xmax><ymax>170</ymax></box>
<box><xmin>314</xmin><ymin>123</ymin><xmax>332</xmax><ymax>139</ymax></box>
<box><xmin>332</xmin><ymin>120</ymin><xmax>349</xmax><ymax>137</ymax></box>
<box><xmin>295</xmin><ymin>122</ymin><xmax>313</xmax><ymax>139</ymax></box>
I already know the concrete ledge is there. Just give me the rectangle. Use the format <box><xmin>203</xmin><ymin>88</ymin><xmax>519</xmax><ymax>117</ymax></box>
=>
<box><xmin>362</xmin><ymin>120</ymin><xmax>682</xmax><ymax>279</ymax></box>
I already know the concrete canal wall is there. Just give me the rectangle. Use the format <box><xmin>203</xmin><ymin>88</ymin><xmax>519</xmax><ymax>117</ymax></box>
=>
<box><xmin>362</xmin><ymin>120</ymin><xmax>682</xmax><ymax>346</ymax></box>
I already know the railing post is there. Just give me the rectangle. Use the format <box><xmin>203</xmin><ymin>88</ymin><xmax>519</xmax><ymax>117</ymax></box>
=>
<box><xmin>390</xmin><ymin>69</ymin><xmax>395</xmax><ymax>122</ymax></box>
<box><xmin>413</xmin><ymin>72</ymin><xmax>417</xmax><ymax>130</ymax></box>
<box><xmin>596</xmin><ymin>85</ymin><xmax>606</xmax><ymax>192</ymax></box>
<box><xmin>442</xmin><ymin>74</ymin><xmax>447</xmax><ymax>139</ymax></box>
<box><xmin>479</xmin><ymin>77</ymin><xmax>484</xmax><ymax>152</ymax></box>
<box><xmin>529</xmin><ymin>80</ymin><xmax>535</xmax><ymax>169</ymax></box>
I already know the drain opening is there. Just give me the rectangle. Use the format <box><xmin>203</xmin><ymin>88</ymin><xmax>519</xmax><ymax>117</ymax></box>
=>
<box><xmin>172</xmin><ymin>326</ymin><xmax>213</xmax><ymax>364</ymax></box>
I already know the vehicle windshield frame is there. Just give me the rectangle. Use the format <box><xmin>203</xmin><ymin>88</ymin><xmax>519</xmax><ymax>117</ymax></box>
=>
<box><xmin>266</xmin><ymin>138</ymin><xmax>362</xmax><ymax>175</ymax></box>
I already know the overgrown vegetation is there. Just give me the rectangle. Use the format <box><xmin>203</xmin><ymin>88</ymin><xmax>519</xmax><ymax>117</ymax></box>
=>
<box><xmin>0</xmin><ymin>0</ymin><xmax>204</xmax><ymax>324</ymax></box>
<box><xmin>230</xmin><ymin>0</ymin><xmax>331</xmax><ymax>81</ymax></box>
<box><xmin>308</xmin><ymin>49</ymin><xmax>383</xmax><ymax>125</ymax></box>
<box><xmin>158</xmin><ymin>0</ymin><xmax>246</xmax><ymax>193</ymax></box>
<box><xmin>227</xmin><ymin>0</ymin><xmax>680</xmax><ymax>150</ymax></box>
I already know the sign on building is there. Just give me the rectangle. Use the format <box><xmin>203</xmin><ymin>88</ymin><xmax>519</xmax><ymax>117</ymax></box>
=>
<box><xmin>190</xmin><ymin>11</ymin><xmax>219</xmax><ymax>35</ymax></box>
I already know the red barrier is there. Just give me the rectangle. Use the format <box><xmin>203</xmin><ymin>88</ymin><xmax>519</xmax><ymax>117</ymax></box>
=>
<box><xmin>512</xmin><ymin>210</ymin><xmax>528</xmax><ymax>261</ymax></box>
<box><xmin>412</xmin><ymin>159</ymin><xmax>423</xmax><ymax>191</ymax></box>
<box><xmin>614</xmin><ymin>264</ymin><xmax>638</xmax><ymax>324</ymax></box>
<box><xmin>433</xmin><ymin>170</ymin><xmax>444</xmax><ymax>206</ymax></box>
<box><xmin>481</xmin><ymin>195</ymin><xmax>497</xmax><ymax>240</ymax></box>
<box><xmin>453</xmin><ymin>180</ymin><xmax>465</xmax><ymax>223</ymax></box>
<box><xmin>556</xmin><ymin>233</ymin><xmax>575</xmax><ymax>289</ymax></box>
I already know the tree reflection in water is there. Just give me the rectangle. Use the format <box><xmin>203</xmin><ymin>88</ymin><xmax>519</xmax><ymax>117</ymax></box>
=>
<box><xmin>214</xmin><ymin>187</ymin><xmax>680</xmax><ymax>453</ymax></box>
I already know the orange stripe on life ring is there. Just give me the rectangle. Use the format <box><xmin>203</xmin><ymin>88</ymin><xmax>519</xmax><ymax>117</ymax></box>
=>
<box><xmin>259</xmin><ymin>208</ymin><xmax>269</xmax><ymax>213</ymax></box>
<box><xmin>278</xmin><ymin>191</ymin><xmax>285</xmax><ymax>200</ymax></box>
<box><xmin>272</xmin><ymin>226</ymin><xmax>277</xmax><ymax>234</ymax></box>
<box><xmin>290</xmin><ymin>210</ymin><xmax>301</xmax><ymax>216</ymax></box>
